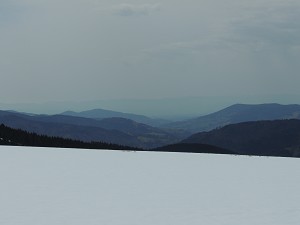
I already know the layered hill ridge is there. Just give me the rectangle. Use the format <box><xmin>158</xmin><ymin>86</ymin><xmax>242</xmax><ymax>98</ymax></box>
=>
<box><xmin>0</xmin><ymin>113</ymin><xmax>139</xmax><ymax>147</ymax></box>
<box><xmin>0</xmin><ymin>110</ymin><xmax>179</xmax><ymax>148</ymax></box>
<box><xmin>163</xmin><ymin>103</ymin><xmax>300</xmax><ymax>133</ymax></box>
<box><xmin>2</xmin><ymin>103</ymin><xmax>300</xmax><ymax>157</ymax></box>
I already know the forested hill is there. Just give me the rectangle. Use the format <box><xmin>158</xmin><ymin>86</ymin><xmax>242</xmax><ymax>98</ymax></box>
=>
<box><xmin>0</xmin><ymin>124</ymin><xmax>138</xmax><ymax>151</ymax></box>
<box><xmin>182</xmin><ymin>119</ymin><xmax>300</xmax><ymax>157</ymax></box>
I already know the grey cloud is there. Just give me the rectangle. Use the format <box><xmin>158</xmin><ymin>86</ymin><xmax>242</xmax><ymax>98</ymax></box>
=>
<box><xmin>143</xmin><ymin>41</ymin><xmax>202</xmax><ymax>54</ymax></box>
<box><xmin>230</xmin><ymin>1</ymin><xmax>300</xmax><ymax>49</ymax></box>
<box><xmin>0</xmin><ymin>1</ymin><xmax>27</xmax><ymax>23</ymax></box>
<box><xmin>142</xmin><ymin>36</ymin><xmax>241</xmax><ymax>58</ymax></box>
<box><xmin>112</xmin><ymin>3</ymin><xmax>160</xmax><ymax>16</ymax></box>
<box><xmin>1</xmin><ymin>0</ymin><xmax>300</xmax><ymax>105</ymax></box>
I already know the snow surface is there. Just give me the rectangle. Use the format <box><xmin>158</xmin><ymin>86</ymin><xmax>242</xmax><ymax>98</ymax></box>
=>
<box><xmin>0</xmin><ymin>146</ymin><xmax>300</xmax><ymax>225</ymax></box>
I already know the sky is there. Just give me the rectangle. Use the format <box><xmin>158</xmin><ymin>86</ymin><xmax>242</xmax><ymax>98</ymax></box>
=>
<box><xmin>1</xmin><ymin>0</ymin><xmax>300</xmax><ymax>107</ymax></box>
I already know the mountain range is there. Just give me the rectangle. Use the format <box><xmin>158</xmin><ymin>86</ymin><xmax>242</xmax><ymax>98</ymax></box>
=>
<box><xmin>2</xmin><ymin>103</ymin><xmax>300</xmax><ymax>156</ymax></box>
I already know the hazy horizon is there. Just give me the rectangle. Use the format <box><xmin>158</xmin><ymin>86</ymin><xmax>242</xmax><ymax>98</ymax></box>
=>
<box><xmin>1</xmin><ymin>0</ymin><xmax>300</xmax><ymax>108</ymax></box>
<box><xmin>1</xmin><ymin>94</ymin><xmax>300</xmax><ymax>119</ymax></box>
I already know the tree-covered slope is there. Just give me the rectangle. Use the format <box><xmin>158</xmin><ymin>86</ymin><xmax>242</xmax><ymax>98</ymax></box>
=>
<box><xmin>0</xmin><ymin>124</ymin><xmax>138</xmax><ymax>150</ymax></box>
<box><xmin>183</xmin><ymin>119</ymin><xmax>300</xmax><ymax>157</ymax></box>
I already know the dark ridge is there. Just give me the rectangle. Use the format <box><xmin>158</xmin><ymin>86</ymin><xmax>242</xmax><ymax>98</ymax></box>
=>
<box><xmin>151</xmin><ymin>143</ymin><xmax>238</xmax><ymax>155</ymax></box>
<box><xmin>182</xmin><ymin>119</ymin><xmax>300</xmax><ymax>158</ymax></box>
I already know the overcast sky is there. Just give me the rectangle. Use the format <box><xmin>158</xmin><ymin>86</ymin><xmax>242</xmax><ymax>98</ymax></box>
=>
<box><xmin>1</xmin><ymin>0</ymin><xmax>300</xmax><ymax>104</ymax></box>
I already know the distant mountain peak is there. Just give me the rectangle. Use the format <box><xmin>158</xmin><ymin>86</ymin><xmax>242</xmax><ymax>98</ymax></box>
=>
<box><xmin>61</xmin><ymin>108</ymin><xmax>170</xmax><ymax>127</ymax></box>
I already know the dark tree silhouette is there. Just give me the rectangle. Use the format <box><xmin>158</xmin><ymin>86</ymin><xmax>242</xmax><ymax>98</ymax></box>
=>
<box><xmin>0</xmin><ymin>124</ymin><xmax>140</xmax><ymax>151</ymax></box>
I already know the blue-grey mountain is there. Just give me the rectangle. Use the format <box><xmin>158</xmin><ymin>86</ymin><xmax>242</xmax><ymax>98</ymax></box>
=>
<box><xmin>61</xmin><ymin>109</ymin><xmax>169</xmax><ymax>126</ymax></box>
<box><xmin>163</xmin><ymin>103</ymin><xmax>300</xmax><ymax>133</ymax></box>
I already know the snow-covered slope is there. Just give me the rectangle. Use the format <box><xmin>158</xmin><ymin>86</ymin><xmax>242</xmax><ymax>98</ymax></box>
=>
<box><xmin>0</xmin><ymin>146</ymin><xmax>299</xmax><ymax>225</ymax></box>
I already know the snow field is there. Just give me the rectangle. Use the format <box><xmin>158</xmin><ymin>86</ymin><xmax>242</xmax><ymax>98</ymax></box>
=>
<box><xmin>0</xmin><ymin>146</ymin><xmax>299</xmax><ymax>225</ymax></box>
